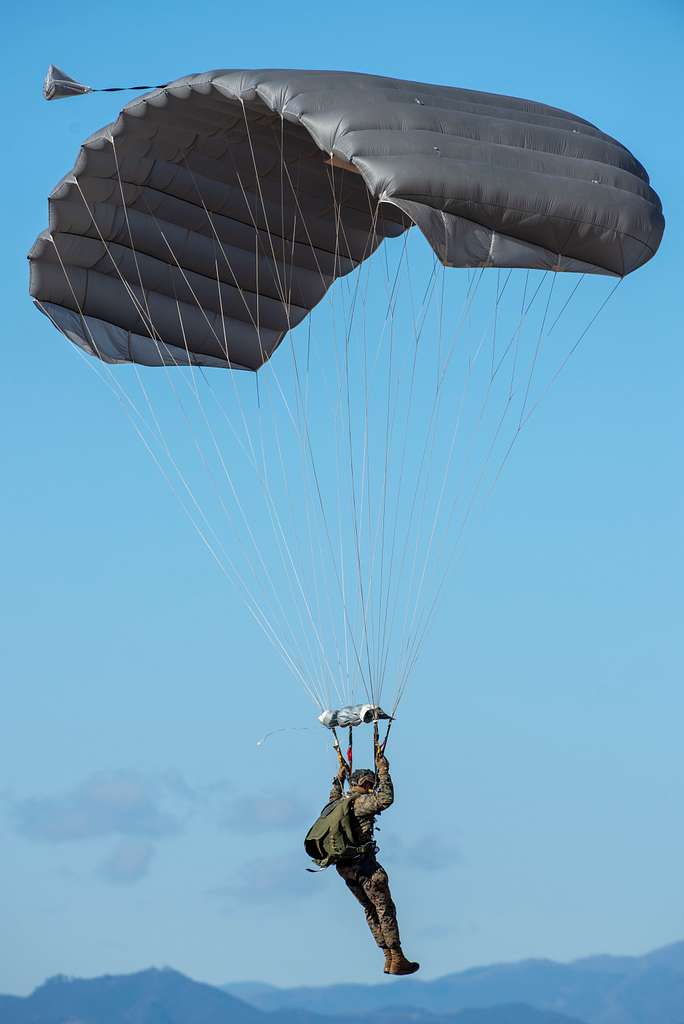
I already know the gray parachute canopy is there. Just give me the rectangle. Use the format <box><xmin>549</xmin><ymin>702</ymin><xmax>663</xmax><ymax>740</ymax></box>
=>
<box><xmin>28</xmin><ymin>69</ymin><xmax>664</xmax><ymax>370</ymax></box>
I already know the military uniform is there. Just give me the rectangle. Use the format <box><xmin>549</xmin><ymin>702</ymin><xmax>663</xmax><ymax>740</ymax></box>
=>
<box><xmin>328</xmin><ymin>762</ymin><xmax>401</xmax><ymax>951</ymax></box>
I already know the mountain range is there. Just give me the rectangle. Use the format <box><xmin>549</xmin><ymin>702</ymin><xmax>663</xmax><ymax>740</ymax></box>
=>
<box><xmin>1</xmin><ymin>940</ymin><xmax>682</xmax><ymax>1024</ymax></box>
<box><xmin>0</xmin><ymin>969</ymin><xmax>584</xmax><ymax>1024</ymax></box>
<box><xmin>223</xmin><ymin>941</ymin><xmax>684</xmax><ymax>1024</ymax></box>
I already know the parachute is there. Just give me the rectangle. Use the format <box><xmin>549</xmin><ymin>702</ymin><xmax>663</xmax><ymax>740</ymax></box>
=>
<box><xmin>28</xmin><ymin>68</ymin><xmax>664</xmax><ymax>725</ymax></box>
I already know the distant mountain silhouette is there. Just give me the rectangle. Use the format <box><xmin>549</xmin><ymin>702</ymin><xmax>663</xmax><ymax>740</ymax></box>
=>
<box><xmin>0</xmin><ymin>969</ymin><xmax>262</xmax><ymax>1024</ymax></box>
<box><xmin>0</xmin><ymin>969</ymin><xmax>586</xmax><ymax>1024</ymax></box>
<box><xmin>2</xmin><ymin>942</ymin><xmax>682</xmax><ymax>1024</ymax></box>
<box><xmin>223</xmin><ymin>940</ymin><xmax>684</xmax><ymax>1024</ymax></box>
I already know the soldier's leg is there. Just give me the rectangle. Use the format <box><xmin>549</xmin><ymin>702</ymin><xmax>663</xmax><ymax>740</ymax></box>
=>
<box><xmin>336</xmin><ymin>863</ymin><xmax>386</xmax><ymax>949</ymax></box>
<box><xmin>361</xmin><ymin>860</ymin><xmax>401</xmax><ymax>950</ymax></box>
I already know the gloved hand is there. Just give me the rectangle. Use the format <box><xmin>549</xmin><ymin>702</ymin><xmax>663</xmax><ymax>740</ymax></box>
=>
<box><xmin>336</xmin><ymin>762</ymin><xmax>349</xmax><ymax>783</ymax></box>
<box><xmin>375</xmin><ymin>748</ymin><xmax>389</xmax><ymax>771</ymax></box>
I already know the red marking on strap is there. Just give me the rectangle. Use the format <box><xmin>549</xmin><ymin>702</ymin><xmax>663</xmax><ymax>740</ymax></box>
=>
<box><xmin>347</xmin><ymin>747</ymin><xmax>353</xmax><ymax>771</ymax></box>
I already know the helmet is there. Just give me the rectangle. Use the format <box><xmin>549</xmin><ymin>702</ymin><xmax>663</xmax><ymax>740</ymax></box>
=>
<box><xmin>350</xmin><ymin>768</ymin><xmax>375</xmax><ymax>788</ymax></box>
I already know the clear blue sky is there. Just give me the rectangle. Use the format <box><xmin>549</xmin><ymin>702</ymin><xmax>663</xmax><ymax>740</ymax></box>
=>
<box><xmin>2</xmin><ymin>0</ymin><xmax>682</xmax><ymax>997</ymax></box>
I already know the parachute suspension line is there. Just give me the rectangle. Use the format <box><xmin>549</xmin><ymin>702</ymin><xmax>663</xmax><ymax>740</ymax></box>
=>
<box><xmin>271</xmin><ymin>143</ymin><xmax>378</xmax><ymax>707</ymax></box>
<box><xmin>518</xmin><ymin>273</ymin><xmax>558</xmax><ymax>429</ymax></box>
<box><xmin>403</xmin><ymin>270</ymin><xmax>552</xmax><ymax>696</ymax></box>
<box><xmin>36</xmin><ymin>290</ymin><xmax>322</xmax><ymax>709</ymax></box>
<box><xmin>202</xmin><ymin>263</ymin><xmax>337</xmax><ymax>707</ymax></box>
<box><xmin>271</xmin><ymin>122</ymin><xmax>371</xmax><ymax>707</ymax></box>
<box><xmin>390</xmin><ymin>269</ymin><xmax>535</xmax><ymax>706</ymax></box>
<box><xmin>397</xmin><ymin>257</ymin><xmax>475</xmax><ymax>630</ymax></box>
<box><xmin>364</xmin><ymin>249</ymin><xmax>440</xmax><ymax>701</ymax></box>
<box><xmin>303</xmin><ymin>159</ymin><xmax>385</xmax><ymax>704</ymax></box>
<box><xmin>358</xmin><ymin>228</ymin><xmax>411</xmax><ymax>696</ymax></box>
<box><xmin>331</xmin><ymin>164</ymin><xmax>373</xmax><ymax>699</ymax></box>
<box><xmin>372</xmin><ymin>235</ymin><xmax>401</xmax><ymax>697</ymax></box>
<box><xmin>547</xmin><ymin>275</ymin><xmax>586</xmax><ymax>337</ymax></box>
<box><xmin>360</xmin><ymin>213</ymin><xmax>402</xmax><ymax>703</ymax></box>
<box><xmin>259</xmin><ymin>136</ymin><xmax>349</xmax><ymax>708</ymax></box>
<box><xmin>398</xmin><ymin>267</ymin><xmax>516</xmax><ymax>667</ymax></box>
<box><xmin>356</xmin><ymin>196</ymin><xmax>376</xmax><ymax>695</ymax></box>
<box><xmin>378</xmin><ymin>253</ymin><xmax>444</xmax><ymax>704</ymax></box>
<box><xmin>394</xmin><ymin>269</ymin><xmax>551</xmax><ymax>700</ymax></box>
<box><xmin>110</xmin><ymin>140</ymin><xmax>335</xmax><ymax>709</ymax></box>
<box><xmin>366</xmin><ymin>243</ymin><xmax>438</xmax><ymax>698</ymax></box>
<box><xmin>105</xmin><ymin>151</ymin><xmax>302</xmax><ymax>669</ymax></box>
<box><xmin>184</xmin><ymin>125</ymin><xmax>354</xmax><ymax>708</ymax></box>
<box><xmin>370</xmin><ymin>244</ymin><xmax>446</xmax><ymax>700</ymax></box>
<box><xmin>292</xmin><ymin>149</ymin><xmax>356</xmax><ymax>708</ymax></box>
<box><xmin>518</xmin><ymin>278</ymin><xmax>621</xmax><ymax>432</ymax></box>
<box><xmin>360</xmin><ymin>206</ymin><xmax>395</xmax><ymax>705</ymax></box>
<box><xmin>270</xmin><ymin>120</ymin><xmax>384</xmax><ymax>706</ymax></box>
<box><xmin>376</xmin><ymin>266</ymin><xmax>487</xmax><ymax>699</ymax></box>
<box><xmin>396</xmin><ymin>274</ymin><xmax>623</xmax><ymax>698</ymax></box>
<box><xmin>327</xmin><ymin>157</ymin><xmax>378</xmax><ymax>705</ymax></box>
<box><xmin>346</xmin><ymin>203</ymin><xmax>390</xmax><ymax>706</ymax></box>
<box><xmin>328</xmin><ymin>166</ymin><xmax>358</xmax><ymax>708</ymax></box>
<box><xmin>136</xmin><ymin>215</ymin><xmax>331</xmax><ymax>704</ymax></box>
<box><xmin>403</xmin><ymin>268</ymin><xmax>515</xmax><ymax>614</ymax></box>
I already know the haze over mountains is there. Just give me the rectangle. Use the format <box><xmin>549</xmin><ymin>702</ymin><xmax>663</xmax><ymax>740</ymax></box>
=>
<box><xmin>0</xmin><ymin>971</ymin><xmax>585</xmax><ymax>1024</ymax></box>
<box><xmin>1</xmin><ymin>941</ymin><xmax>681</xmax><ymax>1024</ymax></box>
<box><xmin>224</xmin><ymin>941</ymin><xmax>684</xmax><ymax>1024</ymax></box>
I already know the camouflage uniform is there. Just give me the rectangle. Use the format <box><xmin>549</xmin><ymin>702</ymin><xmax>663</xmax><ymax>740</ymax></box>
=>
<box><xmin>328</xmin><ymin>762</ymin><xmax>401</xmax><ymax>950</ymax></box>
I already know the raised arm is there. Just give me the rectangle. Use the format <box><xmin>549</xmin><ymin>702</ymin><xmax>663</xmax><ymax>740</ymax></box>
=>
<box><xmin>329</xmin><ymin>762</ymin><xmax>347</xmax><ymax>802</ymax></box>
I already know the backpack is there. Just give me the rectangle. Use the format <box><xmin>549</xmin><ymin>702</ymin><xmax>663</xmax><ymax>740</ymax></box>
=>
<box><xmin>304</xmin><ymin>795</ymin><xmax>374</xmax><ymax>868</ymax></box>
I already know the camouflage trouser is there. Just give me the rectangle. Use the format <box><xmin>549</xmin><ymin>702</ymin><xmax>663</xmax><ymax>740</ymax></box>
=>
<box><xmin>336</xmin><ymin>854</ymin><xmax>400</xmax><ymax>949</ymax></box>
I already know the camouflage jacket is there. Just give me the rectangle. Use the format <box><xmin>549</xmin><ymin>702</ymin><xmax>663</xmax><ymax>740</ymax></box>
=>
<box><xmin>328</xmin><ymin>764</ymin><xmax>394</xmax><ymax>843</ymax></box>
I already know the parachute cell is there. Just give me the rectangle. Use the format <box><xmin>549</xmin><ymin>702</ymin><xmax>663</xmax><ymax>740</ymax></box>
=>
<box><xmin>28</xmin><ymin>70</ymin><xmax>663</xmax><ymax>370</ymax></box>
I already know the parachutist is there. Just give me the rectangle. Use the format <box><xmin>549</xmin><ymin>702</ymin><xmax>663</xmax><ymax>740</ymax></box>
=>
<box><xmin>305</xmin><ymin>746</ymin><xmax>419</xmax><ymax>976</ymax></box>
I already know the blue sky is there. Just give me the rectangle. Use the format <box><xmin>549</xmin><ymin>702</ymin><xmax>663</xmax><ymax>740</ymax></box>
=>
<box><xmin>2</xmin><ymin>0</ymin><xmax>683</xmax><ymax>998</ymax></box>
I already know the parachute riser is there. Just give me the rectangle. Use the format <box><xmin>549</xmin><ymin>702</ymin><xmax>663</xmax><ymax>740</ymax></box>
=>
<box><xmin>324</xmin><ymin>705</ymin><xmax>393</xmax><ymax>790</ymax></box>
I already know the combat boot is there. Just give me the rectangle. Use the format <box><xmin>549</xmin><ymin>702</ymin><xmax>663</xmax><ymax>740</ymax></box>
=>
<box><xmin>382</xmin><ymin>947</ymin><xmax>392</xmax><ymax>973</ymax></box>
<box><xmin>387</xmin><ymin>947</ymin><xmax>420</xmax><ymax>975</ymax></box>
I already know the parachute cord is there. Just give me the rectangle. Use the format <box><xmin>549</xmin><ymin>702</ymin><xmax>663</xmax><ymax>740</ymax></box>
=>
<box><xmin>48</xmin><ymin>237</ymin><xmax>318</xmax><ymax>700</ymax></box>
<box><xmin>274</xmin><ymin>140</ymin><xmax>395</xmax><ymax>708</ymax></box>
<box><xmin>239</xmin><ymin>120</ymin><xmax>378</xmax><ymax>705</ymax></box>
<box><xmin>339</xmin><ymin>193</ymin><xmax>380</xmax><ymax>703</ymax></box>
<box><xmin>398</xmin><ymin>268</ymin><xmax>519</xmax><ymax>668</ymax></box>
<box><xmin>394</xmin><ymin>270</ymin><xmax>551</xmax><ymax>698</ymax></box>
<box><xmin>347</xmin><ymin>726</ymin><xmax>353</xmax><ymax>778</ymax></box>
<box><xmin>519</xmin><ymin>278</ymin><xmax>622</xmax><ymax>431</ymax></box>
<box><xmin>394</xmin><ymin>275</ymin><xmax>623</xmax><ymax>698</ymax></box>
<box><xmin>326</xmin><ymin>156</ymin><xmax>376</xmax><ymax>701</ymax></box>
<box><xmin>376</xmin><ymin>265</ymin><xmax>486</xmax><ymax>696</ymax></box>
<box><xmin>149</xmin><ymin>151</ymin><xmax>344</xmax><ymax>707</ymax></box>
<box><xmin>381</xmin><ymin>718</ymin><xmax>393</xmax><ymax>755</ymax></box>
<box><xmin>96</xmin><ymin>156</ymin><xmax>308</xmax><ymax>681</ymax></box>
<box><xmin>284</xmin><ymin>160</ymin><xmax>380</xmax><ymax>704</ymax></box>
<box><xmin>87</xmin><ymin>141</ymin><xmax>335</xmax><ymax>709</ymax></box>
<box><xmin>36</xmin><ymin>298</ymin><xmax>322</xmax><ymax>707</ymax></box>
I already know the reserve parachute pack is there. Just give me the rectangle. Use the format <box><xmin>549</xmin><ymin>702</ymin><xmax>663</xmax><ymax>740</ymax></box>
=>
<box><xmin>304</xmin><ymin>795</ymin><xmax>374</xmax><ymax>868</ymax></box>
